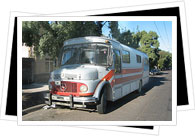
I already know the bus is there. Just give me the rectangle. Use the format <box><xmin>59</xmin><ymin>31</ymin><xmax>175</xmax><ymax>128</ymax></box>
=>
<box><xmin>45</xmin><ymin>36</ymin><xmax>149</xmax><ymax>114</ymax></box>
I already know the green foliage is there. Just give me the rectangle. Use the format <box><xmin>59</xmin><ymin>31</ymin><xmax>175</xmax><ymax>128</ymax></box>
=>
<box><xmin>22</xmin><ymin>22</ymin><xmax>40</xmax><ymax>47</ymax></box>
<box><xmin>140</xmin><ymin>31</ymin><xmax>159</xmax><ymax>48</ymax></box>
<box><xmin>138</xmin><ymin>45</ymin><xmax>159</xmax><ymax>69</ymax></box>
<box><xmin>109</xmin><ymin>22</ymin><xmax>139</xmax><ymax>49</ymax></box>
<box><xmin>22</xmin><ymin>21</ymin><xmax>102</xmax><ymax>59</ymax></box>
<box><xmin>137</xmin><ymin>31</ymin><xmax>161</xmax><ymax>69</ymax></box>
<box><xmin>131</xmin><ymin>29</ymin><xmax>142</xmax><ymax>48</ymax></box>
<box><xmin>158</xmin><ymin>50</ymin><xmax>172</xmax><ymax>69</ymax></box>
<box><xmin>118</xmin><ymin>30</ymin><xmax>133</xmax><ymax>47</ymax></box>
<box><xmin>22</xmin><ymin>21</ymin><xmax>52</xmax><ymax>56</ymax></box>
<box><xmin>108</xmin><ymin>21</ymin><xmax>120</xmax><ymax>40</ymax></box>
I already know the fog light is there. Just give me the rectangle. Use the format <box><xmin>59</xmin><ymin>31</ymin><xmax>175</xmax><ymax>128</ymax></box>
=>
<box><xmin>80</xmin><ymin>85</ymin><xmax>88</xmax><ymax>92</ymax></box>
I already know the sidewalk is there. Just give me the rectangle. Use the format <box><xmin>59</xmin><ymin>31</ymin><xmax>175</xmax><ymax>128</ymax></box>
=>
<box><xmin>22</xmin><ymin>83</ymin><xmax>49</xmax><ymax>114</ymax></box>
<box><xmin>23</xmin><ymin>83</ymin><xmax>48</xmax><ymax>93</ymax></box>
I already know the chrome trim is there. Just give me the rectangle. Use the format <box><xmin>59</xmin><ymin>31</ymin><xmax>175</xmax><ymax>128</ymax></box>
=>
<box><xmin>45</xmin><ymin>93</ymin><xmax>97</xmax><ymax>103</ymax></box>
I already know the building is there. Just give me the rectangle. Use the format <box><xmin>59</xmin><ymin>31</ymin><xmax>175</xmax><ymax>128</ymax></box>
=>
<box><xmin>22</xmin><ymin>44</ymin><xmax>56</xmax><ymax>84</ymax></box>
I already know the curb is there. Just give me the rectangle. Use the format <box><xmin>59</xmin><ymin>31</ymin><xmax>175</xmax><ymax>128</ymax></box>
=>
<box><xmin>22</xmin><ymin>104</ymin><xmax>46</xmax><ymax>115</ymax></box>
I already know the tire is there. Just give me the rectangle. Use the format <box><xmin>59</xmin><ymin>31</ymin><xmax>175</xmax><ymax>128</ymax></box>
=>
<box><xmin>138</xmin><ymin>80</ymin><xmax>142</xmax><ymax>94</ymax></box>
<box><xmin>97</xmin><ymin>88</ymin><xmax>107</xmax><ymax>114</ymax></box>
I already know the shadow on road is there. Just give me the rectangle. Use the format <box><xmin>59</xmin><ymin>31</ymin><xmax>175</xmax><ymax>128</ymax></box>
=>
<box><xmin>160</xmin><ymin>72</ymin><xmax>169</xmax><ymax>75</ymax></box>
<box><xmin>22</xmin><ymin>90</ymin><xmax>49</xmax><ymax>110</ymax></box>
<box><xmin>155</xmin><ymin>72</ymin><xmax>169</xmax><ymax>75</ymax></box>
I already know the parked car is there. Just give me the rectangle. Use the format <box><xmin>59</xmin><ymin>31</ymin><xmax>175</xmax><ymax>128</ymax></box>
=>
<box><xmin>150</xmin><ymin>69</ymin><xmax>160</xmax><ymax>75</ymax></box>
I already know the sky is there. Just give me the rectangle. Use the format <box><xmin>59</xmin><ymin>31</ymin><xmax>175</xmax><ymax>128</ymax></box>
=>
<box><xmin>102</xmin><ymin>21</ymin><xmax>172</xmax><ymax>53</ymax></box>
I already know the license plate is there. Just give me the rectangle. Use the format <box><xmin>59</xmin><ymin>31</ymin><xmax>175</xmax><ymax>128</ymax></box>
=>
<box><xmin>52</xmin><ymin>95</ymin><xmax>63</xmax><ymax>100</ymax></box>
<box><xmin>52</xmin><ymin>95</ymin><xmax>70</xmax><ymax>101</ymax></box>
<box><xmin>57</xmin><ymin>96</ymin><xmax>64</xmax><ymax>100</ymax></box>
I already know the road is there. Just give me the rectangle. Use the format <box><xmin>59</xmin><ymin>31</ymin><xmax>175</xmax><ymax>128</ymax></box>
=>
<box><xmin>22</xmin><ymin>70</ymin><xmax>172</xmax><ymax>121</ymax></box>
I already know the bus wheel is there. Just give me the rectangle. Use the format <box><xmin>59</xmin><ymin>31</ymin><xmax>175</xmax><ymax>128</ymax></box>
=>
<box><xmin>138</xmin><ymin>80</ymin><xmax>142</xmax><ymax>93</ymax></box>
<box><xmin>97</xmin><ymin>88</ymin><xmax>107</xmax><ymax>114</ymax></box>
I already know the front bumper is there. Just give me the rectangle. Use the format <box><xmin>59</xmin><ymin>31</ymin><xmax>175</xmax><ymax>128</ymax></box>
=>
<box><xmin>44</xmin><ymin>93</ymin><xmax>98</xmax><ymax>108</ymax></box>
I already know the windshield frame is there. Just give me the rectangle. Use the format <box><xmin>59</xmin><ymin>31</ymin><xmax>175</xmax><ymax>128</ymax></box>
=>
<box><xmin>60</xmin><ymin>43</ymin><xmax>111</xmax><ymax>67</ymax></box>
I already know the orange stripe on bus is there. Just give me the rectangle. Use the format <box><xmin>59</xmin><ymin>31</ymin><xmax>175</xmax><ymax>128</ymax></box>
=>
<box><xmin>102</xmin><ymin>70</ymin><xmax>115</xmax><ymax>81</ymax></box>
<box><xmin>115</xmin><ymin>74</ymin><xmax>143</xmax><ymax>84</ymax></box>
<box><xmin>95</xmin><ymin>69</ymin><xmax>143</xmax><ymax>90</ymax></box>
<box><xmin>122</xmin><ymin>68</ymin><xmax>143</xmax><ymax>74</ymax></box>
<box><xmin>115</xmin><ymin>68</ymin><xmax>143</xmax><ymax>75</ymax></box>
<box><xmin>93</xmin><ymin>70</ymin><xmax>115</xmax><ymax>94</ymax></box>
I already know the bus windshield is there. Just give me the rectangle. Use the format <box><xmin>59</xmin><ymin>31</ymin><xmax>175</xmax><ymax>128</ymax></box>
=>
<box><xmin>61</xmin><ymin>44</ymin><xmax>109</xmax><ymax>66</ymax></box>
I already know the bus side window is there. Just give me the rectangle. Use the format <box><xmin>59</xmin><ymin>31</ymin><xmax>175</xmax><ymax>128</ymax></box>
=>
<box><xmin>113</xmin><ymin>49</ymin><xmax>121</xmax><ymax>73</ymax></box>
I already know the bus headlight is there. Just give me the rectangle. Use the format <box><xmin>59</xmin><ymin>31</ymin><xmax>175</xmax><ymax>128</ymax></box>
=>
<box><xmin>80</xmin><ymin>85</ymin><xmax>88</xmax><ymax>92</ymax></box>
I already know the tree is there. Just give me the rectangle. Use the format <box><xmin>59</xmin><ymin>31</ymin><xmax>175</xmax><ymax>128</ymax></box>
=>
<box><xmin>158</xmin><ymin>50</ymin><xmax>172</xmax><ymax>70</ymax></box>
<box><xmin>108</xmin><ymin>21</ymin><xmax>120</xmax><ymax>40</ymax></box>
<box><xmin>138</xmin><ymin>31</ymin><xmax>160</xmax><ymax>69</ymax></box>
<box><xmin>22</xmin><ymin>21</ymin><xmax>103</xmax><ymax>59</ymax></box>
<box><xmin>95</xmin><ymin>21</ymin><xmax>107</xmax><ymax>36</ymax></box>
<box><xmin>118</xmin><ymin>30</ymin><xmax>135</xmax><ymax>48</ymax></box>
<box><xmin>108</xmin><ymin>22</ymin><xmax>140</xmax><ymax>49</ymax></box>
<box><xmin>140</xmin><ymin>31</ymin><xmax>159</xmax><ymax>48</ymax></box>
<box><xmin>22</xmin><ymin>21</ymin><xmax>54</xmax><ymax>56</ymax></box>
<box><xmin>131</xmin><ymin>26</ymin><xmax>145</xmax><ymax>48</ymax></box>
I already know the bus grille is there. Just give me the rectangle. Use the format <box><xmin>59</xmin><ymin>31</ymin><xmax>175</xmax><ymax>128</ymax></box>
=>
<box><xmin>60</xmin><ymin>81</ymin><xmax>77</xmax><ymax>93</ymax></box>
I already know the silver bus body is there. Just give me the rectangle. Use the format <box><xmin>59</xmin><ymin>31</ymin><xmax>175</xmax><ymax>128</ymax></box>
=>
<box><xmin>45</xmin><ymin>36</ymin><xmax>149</xmax><ymax>113</ymax></box>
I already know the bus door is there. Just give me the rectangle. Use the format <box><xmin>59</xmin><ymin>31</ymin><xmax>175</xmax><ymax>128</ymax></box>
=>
<box><xmin>113</xmin><ymin>49</ymin><xmax>122</xmax><ymax>100</ymax></box>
